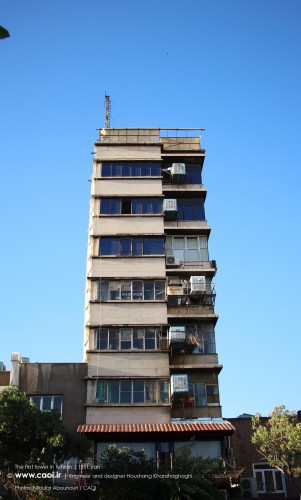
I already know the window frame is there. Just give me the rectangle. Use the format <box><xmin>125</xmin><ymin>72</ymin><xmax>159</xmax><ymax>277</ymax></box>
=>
<box><xmin>101</xmin><ymin>161</ymin><xmax>161</xmax><ymax>178</ymax></box>
<box><xmin>95</xmin><ymin>379</ymin><xmax>170</xmax><ymax>404</ymax></box>
<box><xmin>28</xmin><ymin>395</ymin><xmax>63</xmax><ymax>416</ymax></box>
<box><xmin>94</xmin><ymin>327</ymin><xmax>161</xmax><ymax>350</ymax></box>
<box><xmin>99</xmin><ymin>236</ymin><xmax>165</xmax><ymax>256</ymax></box>
<box><xmin>99</xmin><ymin>198</ymin><xmax>163</xmax><ymax>215</ymax></box>
<box><xmin>97</xmin><ymin>279</ymin><xmax>166</xmax><ymax>301</ymax></box>
<box><xmin>166</xmin><ymin>236</ymin><xmax>208</xmax><ymax>262</ymax></box>
<box><xmin>253</xmin><ymin>463</ymin><xmax>287</xmax><ymax>495</ymax></box>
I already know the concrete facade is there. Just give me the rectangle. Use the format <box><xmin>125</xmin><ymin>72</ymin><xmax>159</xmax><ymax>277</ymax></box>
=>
<box><xmin>81</xmin><ymin>126</ymin><xmax>233</xmax><ymax>464</ymax></box>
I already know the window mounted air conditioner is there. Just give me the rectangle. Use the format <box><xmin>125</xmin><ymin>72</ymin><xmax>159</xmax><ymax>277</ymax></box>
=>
<box><xmin>190</xmin><ymin>276</ymin><xmax>207</xmax><ymax>294</ymax></box>
<box><xmin>170</xmin><ymin>163</ymin><xmax>186</xmax><ymax>183</ymax></box>
<box><xmin>171</xmin><ymin>374</ymin><xmax>189</xmax><ymax>393</ymax></box>
<box><xmin>169</xmin><ymin>326</ymin><xmax>186</xmax><ymax>342</ymax></box>
<box><xmin>163</xmin><ymin>199</ymin><xmax>178</xmax><ymax>220</ymax></box>
<box><xmin>166</xmin><ymin>256</ymin><xmax>180</xmax><ymax>267</ymax></box>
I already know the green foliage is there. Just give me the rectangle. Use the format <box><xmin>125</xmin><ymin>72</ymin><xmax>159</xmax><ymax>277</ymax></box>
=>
<box><xmin>0</xmin><ymin>26</ymin><xmax>10</xmax><ymax>39</ymax></box>
<box><xmin>96</xmin><ymin>443</ymin><xmax>223</xmax><ymax>500</ymax></box>
<box><xmin>162</xmin><ymin>446</ymin><xmax>223</xmax><ymax>500</ymax></box>
<box><xmin>252</xmin><ymin>405</ymin><xmax>301</xmax><ymax>491</ymax></box>
<box><xmin>0</xmin><ymin>388</ymin><xmax>90</xmax><ymax>499</ymax></box>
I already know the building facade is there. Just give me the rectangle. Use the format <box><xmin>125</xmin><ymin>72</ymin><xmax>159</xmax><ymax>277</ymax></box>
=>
<box><xmin>79</xmin><ymin>127</ymin><xmax>234</xmax><ymax>464</ymax></box>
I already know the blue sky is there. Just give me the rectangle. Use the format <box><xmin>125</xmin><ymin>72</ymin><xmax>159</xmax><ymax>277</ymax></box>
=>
<box><xmin>1</xmin><ymin>0</ymin><xmax>300</xmax><ymax>417</ymax></box>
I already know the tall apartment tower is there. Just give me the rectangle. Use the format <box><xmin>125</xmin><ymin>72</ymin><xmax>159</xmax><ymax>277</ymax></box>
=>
<box><xmin>79</xmin><ymin>126</ymin><xmax>233</xmax><ymax>464</ymax></box>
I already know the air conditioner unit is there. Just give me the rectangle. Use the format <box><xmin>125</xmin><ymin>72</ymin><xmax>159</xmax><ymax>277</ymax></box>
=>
<box><xmin>169</xmin><ymin>326</ymin><xmax>186</xmax><ymax>342</ymax></box>
<box><xmin>163</xmin><ymin>199</ymin><xmax>178</xmax><ymax>220</ymax></box>
<box><xmin>190</xmin><ymin>276</ymin><xmax>207</xmax><ymax>294</ymax></box>
<box><xmin>240</xmin><ymin>477</ymin><xmax>258</xmax><ymax>499</ymax></box>
<box><xmin>166</xmin><ymin>256</ymin><xmax>180</xmax><ymax>267</ymax></box>
<box><xmin>171</xmin><ymin>374</ymin><xmax>189</xmax><ymax>393</ymax></box>
<box><xmin>170</xmin><ymin>163</ymin><xmax>186</xmax><ymax>183</ymax></box>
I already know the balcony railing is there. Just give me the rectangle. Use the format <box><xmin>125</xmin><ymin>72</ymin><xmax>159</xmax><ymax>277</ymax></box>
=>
<box><xmin>167</xmin><ymin>289</ymin><xmax>216</xmax><ymax>307</ymax></box>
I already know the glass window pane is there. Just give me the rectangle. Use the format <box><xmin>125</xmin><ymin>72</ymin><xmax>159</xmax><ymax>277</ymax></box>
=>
<box><xmin>101</xmin><ymin>163</ymin><xmax>111</xmax><ymax>176</ymax></box>
<box><xmin>111</xmin><ymin>199</ymin><xmax>121</xmax><ymax>214</ymax></box>
<box><xmin>174</xmin><ymin>238</ymin><xmax>185</xmax><ymax>250</ymax></box>
<box><xmin>108</xmin><ymin>281</ymin><xmax>121</xmax><ymax>300</ymax></box>
<box><xmin>120</xmin><ymin>329</ymin><xmax>132</xmax><ymax>349</ymax></box>
<box><xmin>121</xmin><ymin>281</ymin><xmax>131</xmax><ymax>300</ymax></box>
<box><xmin>53</xmin><ymin>396</ymin><xmax>62</xmax><ymax>413</ymax></box>
<box><xmin>132</xmin><ymin>164</ymin><xmax>141</xmax><ymax>176</ymax></box>
<box><xmin>145</xmin><ymin>381</ymin><xmax>157</xmax><ymax>402</ymax></box>
<box><xmin>143</xmin><ymin>237</ymin><xmax>164</xmax><ymax>255</ymax></box>
<box><xmin>264</xmin><ymin>471</ymin><xmax>274</xmax><ymax>492</ymax></box>
<box><xmin>206</xmin><ymin>385</ymin><xmax>219</xmax><ymax>404</ymax></box>
<box><xmin>100</xmin><ymin>238</ymin><xmax>120</xmax><ymax>255</ymax></box>
<box><xmin>194</xmin><ymin>384</ymin><xmax>206</xmax><ymax>406</ymax></box>
<box><xmin>96</xmin><ymin>328</ymin><xmax>108</xmax><ymax>349</ymax></box>
<box><xmin>120</xmin><ymin>381</ymin><xmax>131</xmax><ymax>403</ymax></box>
<box><xmin>151</xmin><ymin>163</ymin><xmax>161</xmax><ymax>176</ymax></box>
<box><xmin>112</xmin><ymin>163</ymin><xmax>122</xmax><ymax>176</ymax></box>
<box><xmin>133</xmin><ymin>329</ymin><xmax>144</xmax><ymax>349</ymax></box>
<box><xmin>100</xmin><ymin>280</ymin><xmax>108</xmax><ymax>301</ymax></box>
<box><xmin>155</xmin><ymin>281</ymin><xmax>165</xmax><ymax>300</ymax></box>
<box><xmin>145</xmin><ymin>329</ymin><xmax>156</xmax><ymax>349</ymax></box>
<box><xmin>194</xmin><ymin>201</ymin><xmax>205</xmax><ymax>220</ymax></box>
<box><xmin>121</xmin><ymin>238</ymin><xmax>131</xmax><ymax>256</ymax></box>
<box><xmin>122</xmin><ymin>163</ymin><xmax>131</xmax><ymax>176</ymax></box>
<box><xmin>187</xmin><ymin>238</ymin><xmax>198</xmax><ymax>249</ymax></box>
<box><xmin>152</xmin><ymin>199</ymin><xmax>162</xmax><ymax>214</ymax></box>
<box><xmin>144</xmin><ymin>281</ymin><xmax>154</xmax><ymax>300</ymax></box>
<box><xmin>132</xmin><ymin>239</ymin><xmax>143</xmax><ymax>256</ymax></box>
<box><xmin>132</xmin><ymin>199</ymin><xmax>142</xmax><ymax>214</ymax></box>
<box><xmin>109</xmin><ymin>329</ymin><xmax>119</xmax><ymax>349</ymax></box>
<box><xmin>255</xmin><ymin>472</ymin><xmax>263</xmax><ymax>492</ymax></box>
<box><xmin>31</xmin><ymin>396</ymin><xmax>41</xmax><ymax>410</ymax></box>
<box><xmin>275</xmin><ymin>471</ymin><xmax>284</xmax><ymax>491</ymax></box>
<box><xmin>133</xmin><ymin>281</ymin><xmax>143</xmax><ymax>300</ymax></box>
<box><xmin>42</xmin><ymin>396</ymin><xmax>52</xmax><ymax>411</ymax></box>
<box><xmin>100</xmin><ymin>198</ymin><xmax>111</xmax><ymax>214</ymax></box>
<box><xmin>96</xmin><ymin>381</ymin><xmax>107</xmax><ymax>403</ymax></box>
<box><xmin>108</xmin><ymin>381</ymin><xmax>119</xmax><ymax>403</ymax></box>
<box><xmin>133</xmin><ymin>380</ymin><xmax>144</xmax><ymax>402</ymax></box>
<box><xmin>141</xmin><ymin>163</ymin><xmax>150</xmax><ymax>176</ymax></box>
<box><xmin>159</xmin><ymin>381</ymin><xmax>169</xmax><ymax>402</ymax></box>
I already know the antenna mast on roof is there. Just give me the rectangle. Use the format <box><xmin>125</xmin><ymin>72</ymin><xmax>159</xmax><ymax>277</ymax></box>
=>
<box><xmin>104</xmin><ymin>94</ymin><xmax>111</xmax><ymax>129</ymax></box>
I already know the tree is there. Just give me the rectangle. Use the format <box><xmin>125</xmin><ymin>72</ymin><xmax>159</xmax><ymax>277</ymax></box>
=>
<box><xmin>161</xmin><ymin>446</ymin><xmax>223</xmax><ymax>500</ymax></box>
<box><xmin>96</xmin><ymin>444</ymin><xmax>223</xmax><ymax>500</ymax></box>
<box><xmin>0</xmin><ymin>26</ymin><xmax>10</xmax><ymax>39</ymax></box>
<box><xmin>252</xmin><ymin>406</ymin><xmax>301</xmax><ymax>495</ymax></box>
<box><xmin>0</xmin><ymin>388</ymin><xmax>90</xmax><ymax>499</ymax></box>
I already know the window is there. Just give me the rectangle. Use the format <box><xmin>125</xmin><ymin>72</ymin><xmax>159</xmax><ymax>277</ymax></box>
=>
<box><xmin>101</xmin><ymin>161</ymin><xmax>161</xmax><ymax>177</ymax></box>
<box><xmin>99</xmin><ymin>237</ymin><xmax>165</xmax><ymax>256</ymax></box>
<box><xmin>97</xmin><ymin>280</ymin><xmax>165</xmax><ymax>301</ymax></box>
<box><xmin>185</xmin><ymin>164</ymin><xmax>202</xmax><ymax>184</ymax></box>
<box><xmin>253</xmin><ymin>463</ymin><xmax>286</xmax><ymax>495</ymax></box>
<box><xmin>95</xmin><ymin>328</ymin><xmax>161</xmax><ymax>350</ymax></box>
<box><xmin>166</xmin><ymin>236</ymin><xmax>208</xmax><ymax>262</ymax></box>
<box><xmin>187</xmin><ymin>379</ymin><xmax>219</xmax><ymax>407</ymax></box>
<box><xmin>99</xmin><ymin>198</ymin><xmax>163</xmax><ymax>215</ymax></box>
<box><xmin>28</xmin><ymin>395</ymin><xmax>63</xmax><ymax>415</ymax></box>
<box><xmin>177</xmin><ymin>198</ymin><xmax>205</xmax><ymax>220</ymax></box>
<box><xmin>95</xmin><ymin>380</ymin><xmax>169</xmax><ymax>404</ymax></box>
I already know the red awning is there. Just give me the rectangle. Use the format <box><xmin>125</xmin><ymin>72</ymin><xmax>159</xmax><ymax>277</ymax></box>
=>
<box><xmin>77</xmin><ymin>422</ymin><xmax>234</xmax><ymax>434</ymax></box>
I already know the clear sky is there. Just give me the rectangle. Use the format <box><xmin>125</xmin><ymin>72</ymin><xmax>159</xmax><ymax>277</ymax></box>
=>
<box><xmin>1</xmin><ymin>0</ymin><xmax>300</xmax><ymax>418</ymax></box>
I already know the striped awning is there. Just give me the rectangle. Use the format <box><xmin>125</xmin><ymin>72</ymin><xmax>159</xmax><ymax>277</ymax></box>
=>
<box><xmin>77</xmin><ymin>421</ymin><xmax>234</xmax><ymax>434</ymax></box>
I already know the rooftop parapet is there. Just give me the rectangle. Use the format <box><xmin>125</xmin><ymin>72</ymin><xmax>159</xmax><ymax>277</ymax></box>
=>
<box><xmin>98</xmin><ymin>128</ymin><xmax>204</xmax><ymax>150</ymax></box>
